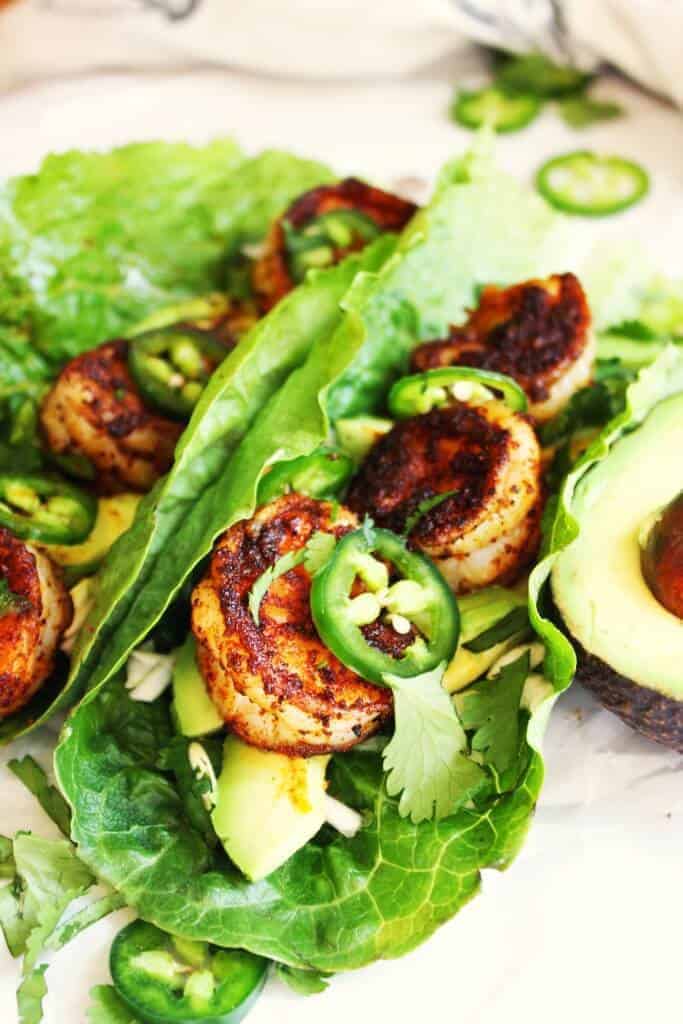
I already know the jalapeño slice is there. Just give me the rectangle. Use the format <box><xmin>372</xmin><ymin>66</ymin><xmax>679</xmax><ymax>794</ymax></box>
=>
<box><xmin>257</xmin><ymin>448</ymin><xmax>354</xmax><ymax>505</ymax></box>
<box><xmin>536</xmin><ymin>151</ymin><xmax>649</xmax><ymax>216</ymax></box>
<box><xmin>388</xmin><ymin>367</ymin><xmax>528</xmax><ymax>419</ymax></box>
<box><xmin>110</xmin><ymin>920</ymin><xmax>267</xmax><ymax>1024</ymax></box>
<box><xmin>283</xmin><ymin>208</ymin><xmax>381</xmax><ymax>282</ymax></box>
<box><xmin>129</xmin><ymin>326</ymin><xmax>228</xmax><ymax>420</ymax></box>
<box><xmin>311</xmin><ymin>526</ymin><xmax>459</xmax><ymax>684</ymax></box>
<box><xmin>0</xmin><ymin>473</ymin><xmax>97</xmax><ymax>544</ymax></box>
<box><xmin>451</xmin><ymin>86</ymin><xmax>541</xmax><ymax>133</ymax></box>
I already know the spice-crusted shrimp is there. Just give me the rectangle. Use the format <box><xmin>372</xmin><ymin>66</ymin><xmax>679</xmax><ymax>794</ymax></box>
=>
<box><xmin>411</xmin><ymin>274</ymin><xmax>594</xmax><ymax>422</ymax></box>
<box><xmin>251</xmin><ymin>178</ymin><xmax>417</xmax><ymax>312</ymax></box>
<box><xmin>40</xmin><ymin>339</ymin><xmax>183</xmax><ymax>494</ymax></box>
<box><xmin>0</xmin><ymin>528</ymin><xmax>72</xmax><ymax>719</ymax></box>
<box><xmin>347</xmin><ymin>401</ymin><xmax>543</xmax><ymax>594</ymax></box>
<box><xmin>191</xmin><ymin>494</ymin><xmax>393</xmax><ymax>756</ymax></box>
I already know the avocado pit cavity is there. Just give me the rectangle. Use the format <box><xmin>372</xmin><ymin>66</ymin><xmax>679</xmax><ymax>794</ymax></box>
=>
<box><xmin>640</xmin><ymin>490</ymin><xmax>683</xmax><ymax>620</ymax></box>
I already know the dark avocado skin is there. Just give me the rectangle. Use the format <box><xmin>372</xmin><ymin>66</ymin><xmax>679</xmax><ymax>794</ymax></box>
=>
<box><xmin>574</xmin><ymin>639</ymin><xmax>683</xmax><ymax>754</ymax></box>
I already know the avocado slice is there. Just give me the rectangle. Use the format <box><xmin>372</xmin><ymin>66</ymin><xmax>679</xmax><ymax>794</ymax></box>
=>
<box><xmin>211</xmin><ymin>736</ymin><xmax>329</xmax><ymax>881</ymax></box>
<box><xmin>552</xmin><ymin>393</ymin><xmax>683</xmax><ymax>751</ymax></box>
<box><xmin>44</xmin><ymin>493</ymin><xmax>140</xmax><ymax>583</ymax></box>
<box><xmin>335</xmin><ymin>415</ymin><xmax>393</xmax><ymax>462</ymax></box>
<box><xmin>172</xmin><ymin>635</ymin><xmax>223</xmax><ymax>738</ymax></box>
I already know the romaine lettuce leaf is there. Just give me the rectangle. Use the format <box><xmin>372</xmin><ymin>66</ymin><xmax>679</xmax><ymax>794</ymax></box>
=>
<box><xmin>56</xmin><ymin>677</ymin><xmax>542</xmax><ymax>971</ymax></box>
<box><xmin>56</xmin><ymin>149</ymin><xmax>569</xmax><ymax>970</ymax></box>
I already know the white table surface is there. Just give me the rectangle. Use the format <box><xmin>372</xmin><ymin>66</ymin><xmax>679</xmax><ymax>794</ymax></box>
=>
<box><xmin>0</xmin><ymin>66</ymin><xmax>682</xmax><ymax>1024</ymax></box>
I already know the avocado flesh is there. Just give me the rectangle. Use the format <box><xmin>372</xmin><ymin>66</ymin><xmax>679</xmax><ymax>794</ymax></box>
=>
<box><xmin>172</xmin><ymin>635</ymin><xmax>223</xmax><ymax>738</ymax></box>
<box><xmin>335</xmin><ymin>416</ymin><xmax>393</xmax><ymax>462</ymax></box>
<box><xmin>552</xmin><ymin>394</ymin><xmax>683</xmax><ymax>746</ymax></box>
<box><xmin>212</xmin><ymin>736</ymin><xmax>329</xmax><ymax>882</ymax></box>
<box><xmin>44</xmin><ymin>493</ymin><xmax>140</xmax><ymax>580</ymax></box>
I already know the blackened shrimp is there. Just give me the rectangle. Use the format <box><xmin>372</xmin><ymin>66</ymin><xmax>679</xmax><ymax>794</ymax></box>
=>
<box><xmin>191</xmin><ymin>494</ymin><xmax>393</xmax><ymax>756</ymax></box>
<box><xmin>0</xmin><ymin>528</ymin><xmax>72</xmax><ymax>719</ymax></box>
<box><xmin>40</xmin><ymin>339</ymin><xmax>183</xmax><ymax>494</ymax></box>
<box><xmin>347</xmin><ymin>402</ymin><xmax>543</xmax><ymax>594</ymax></box>
<box><xmin>411</xmin><ymin>273</ymin><xmax>594</xmax><ymax>422</ymax></box>
<box><xmin>251</xmin><ymin>178</ymin><xmax>417</xmax><ymax>312</ymax></box>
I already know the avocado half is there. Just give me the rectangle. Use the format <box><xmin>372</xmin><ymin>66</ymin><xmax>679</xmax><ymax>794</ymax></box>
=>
<box><xmin>551</xmin><ymin>393</ymin><xmax>683</xmax><ymax>753</ymax></box>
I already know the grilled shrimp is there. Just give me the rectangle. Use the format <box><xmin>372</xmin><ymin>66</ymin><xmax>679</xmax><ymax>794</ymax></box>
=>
<box><xmin>251</xmin><ymin>178</ymin><xmax>417</xmax><ymax>312</ymax></box>
<box><xmin>0</xmin><ymin>528</ymin><xmax>72</xmax><ymax>719</ymax></box>
<box><xmin>191</xmin><ymin>494</ymin><xmax>392</xmax><ymax>756</ymax></box>
<box><xmin>40</xmin><ymin>340</ymin><xmax>183</xmax><ymax>494</ymax></box>
<box><xmin>411</xmin><ymin>273</ymin><xmax>594</xmax><ymax>422</ymax></box>
<box><xmin>347</xmin><ymin>401</ymin><xmax>543</xmax><ymax>594</ymax></box>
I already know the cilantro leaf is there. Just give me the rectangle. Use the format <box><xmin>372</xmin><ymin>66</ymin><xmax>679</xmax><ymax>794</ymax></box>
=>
<box><xmin>248</xmin><ymin>531</ymin><xmax>337</xmax><ymax>624</ymax></box>
<box><xmin>404</xmin><ymin>490</ymin><xmax>458</xmax><ymax>535</ymax></box>
<box><xmin>0</xmin><ymin>835</ymin><xmax>15</xmax><ymax>880</ymax></box>
<box><xmin>559</xmin><ymin>95</ymin><xmax>623</xmax><ymax>129</ymax></box>
<box><xmin>8</xmin><ymin>756</ymin><xmax>71</xmax><ymax>838</ymax></box>
<box><xmin>496</xmin><ymin>53</ymin><xmax>590</xmax><ymax>98</ymax></box>
<box><xmin>303</xmin><ymin>531</ymin><xmax>336</xmax><ymax>576</ymax></box>
<box><xmin>382</xmin><ymin>664</ymin><xmax>486</xmax><ymax>823</ymax></box>
<box><xmin>276</xmin><ymin>964</ymin><xmax>332</xmax><ymax>995</ymax></box>
<box><xmin>248</xmin><ymin>549</ymin><xmax>305</xmax><ymax>625</ymax></box>
<box><xmin>460</xmin><ymin>651</ymin><xmax>530</xmax><ymax>773</ymax></box>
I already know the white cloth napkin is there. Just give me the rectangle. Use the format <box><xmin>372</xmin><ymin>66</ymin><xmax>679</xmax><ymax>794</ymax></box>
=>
<box><xmin>0</xmin><ymin>0</ymin><xmax>681</xmax><ymax>106</ymax></box>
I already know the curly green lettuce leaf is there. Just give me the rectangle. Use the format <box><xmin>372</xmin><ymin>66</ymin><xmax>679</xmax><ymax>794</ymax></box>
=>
<box><xmin>56</xmin><ymin>677</ymin><xmax>542</xmax><ymax>971</ymax></box>
<box><xmin>0</xmin><ymin>142</ymin><xmax>333</xmax><ymax>367</ymax></box>
<box><xmin>530</xmin><ymin>345</ymin><xmax>683</xmax><ymax>691</ymax></box>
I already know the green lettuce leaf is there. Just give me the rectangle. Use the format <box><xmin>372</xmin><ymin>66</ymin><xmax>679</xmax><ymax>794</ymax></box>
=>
<box><xmin>88</xmin><ymin>986</ymin><xmax>141</xmax><ymax>1024</ymax></box>
<box><xmin>56</xmin><ymin>678</ymin><xmax>542</xmax><ymax>971</ymax></box>
<box><xmin>56</xmin><ymin>149</ymin><xmax>567</xmax><ymax>970</ymax></box>
<box><xmin>17</xmin><ymin>965</ymin><xmax>48</xmax><ymax>1024</ymax></box>
<box><xmin>529</xmin><ymin>345</ymin><xmax>683</xmax><ymax>694</ymax></box>
<box><xmin>65</xmin><ymin>239</ymin><xmax>393</xmax><ymax>710</ymax></box>
<box><xmin>276</xmin><ymin>965</ymin><xmax>332</xmax><ymax>995</ymax></box>
<box><xmin>0</xmin><ymin>142</ymin><xmax>332</xmax><ymax>367</ymax></box>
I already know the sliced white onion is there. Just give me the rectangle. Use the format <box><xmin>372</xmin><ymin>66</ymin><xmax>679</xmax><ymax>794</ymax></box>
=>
<box><xmin>323</xmin><ymin>794</ymin><xmax>362</xmax><ymax>838</ymax></box>
<box><xmin>126</xmin><ymin>648</ymin><xmax>175</xmax><ymax>702</ymax></box>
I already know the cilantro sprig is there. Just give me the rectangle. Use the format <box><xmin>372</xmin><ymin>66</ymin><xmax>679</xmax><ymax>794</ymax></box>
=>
<box><xmin>248</xmin><ymin>531</ymin><xmax>337</xmax><ymax>625</ymax></box>
<box><xmin>381</xmin><ymin>663</ymin><xmax>486</xmax><ymax>823</ymax></box>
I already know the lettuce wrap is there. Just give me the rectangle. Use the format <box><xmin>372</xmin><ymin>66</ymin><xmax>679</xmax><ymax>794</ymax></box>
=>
<box><xmin>54</xmin><ymin>150</ymin><xmax>575</xmax><ymax>972</ymax></box>
<box><xmin>0</xmin><ymin>141</ymin><xmax>337</xmax><ymax>743</ymax></box>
